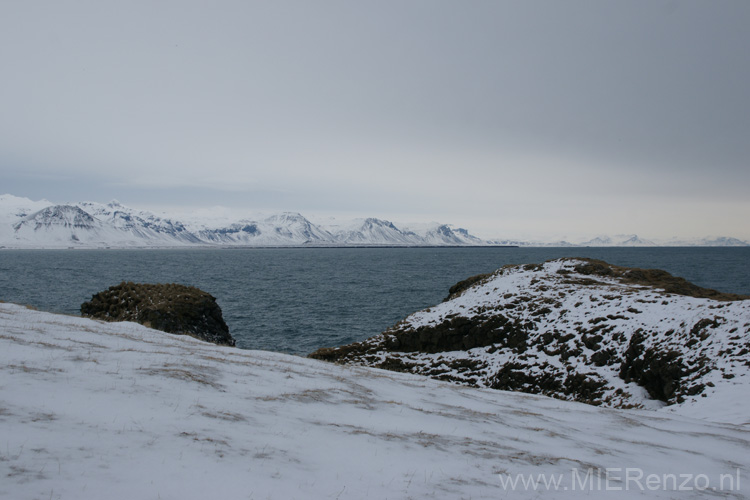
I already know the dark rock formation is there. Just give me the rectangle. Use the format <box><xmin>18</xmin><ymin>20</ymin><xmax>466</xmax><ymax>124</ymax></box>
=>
<box><xmin>619</xmin><ymin>330</ymin><xmax>686</xmax><ymax>402</ymax></box>
<box><xmin>81</xmin><ymin>282</ymin><xmax>234</xmax><ymax>346</ymax></box>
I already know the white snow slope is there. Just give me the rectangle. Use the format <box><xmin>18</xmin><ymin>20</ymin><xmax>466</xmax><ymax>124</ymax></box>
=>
<box><xmin>1</xmin><ymin>302</ymin><xmax>748</xmax><ymax>499</ymax></box>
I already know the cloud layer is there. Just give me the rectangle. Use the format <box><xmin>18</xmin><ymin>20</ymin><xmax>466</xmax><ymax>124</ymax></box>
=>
<box><xmin>1</xmin><ymin>1</ymin><xmax>748</xmax><ymax>239</ymax></box>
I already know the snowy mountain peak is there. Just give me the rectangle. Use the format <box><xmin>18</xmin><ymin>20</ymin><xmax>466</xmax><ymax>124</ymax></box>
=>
<box><xmin>703</xmin><ymin>236</ymin><xmax>748</xmax><ymax>247</ymax></box>
<box><xmin>15</xmin><ymin>205</ymin><xmax>99</xmax><ymax>231</ymax></box>
<box><xmin>332</xmin><ymin>217</ymin><xmax>419</xmax><ymax>245</ymax></box>
<box><xmin>416</xmin><ymin>224</ymin><xmax>485</xmax><ymax>246</ymax></box>
<box><xmin>619</xmin><ymin>234</ymin><xmax>655</xmax><ymax>246</ymax></box>
<box><xmin>580</xmin><ymin>234</ymin><xmax>658</xmax><ymax>247</ymax></box>
<box><xmin>264</xmin><ymin>212</ymin><xmax>307</xmax><ymax>224</ymax></box>
<box><xmin>363</xmin><ymin>218</ymin><xmax>397</xmax><ymax>230</ymax></box>
<box><xmin>582</xmin><ymin>235</ymin><xmax>613</xmax><ymax>246</ymax></box>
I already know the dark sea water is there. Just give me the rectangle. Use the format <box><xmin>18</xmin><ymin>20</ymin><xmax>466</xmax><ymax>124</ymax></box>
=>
<box><xmin>1</xmin><ymin>247</ymin><xmax>748</xmax><ymax>355</ymax></box>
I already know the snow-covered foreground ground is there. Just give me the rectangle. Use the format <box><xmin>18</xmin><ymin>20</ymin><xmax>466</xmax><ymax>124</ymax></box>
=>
<box><xmin>1</xmin><ymin>303</ymin><xmax>748</xmax><ymax>499</ymax></box>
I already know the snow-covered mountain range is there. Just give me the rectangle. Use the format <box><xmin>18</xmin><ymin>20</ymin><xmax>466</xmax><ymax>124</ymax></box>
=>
<box><xmin>0</xmin><ymin>195</ymin><xmax>488</xmax><ymax>248</ymax></box>
<box><xmin>0</xmin><ymin>194</ymin><xmax>747</xmax><ymax>248</ymax></box>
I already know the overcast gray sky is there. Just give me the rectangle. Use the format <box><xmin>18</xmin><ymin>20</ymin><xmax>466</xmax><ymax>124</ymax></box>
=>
<box><xmin>1</xmin><ymin>0</ymin><xmax>749</xmax><ymax>240</ymax></box>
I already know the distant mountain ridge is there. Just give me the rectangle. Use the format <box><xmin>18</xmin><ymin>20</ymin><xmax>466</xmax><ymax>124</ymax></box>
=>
<box><xmin>0</xmin><ymin>195</ymin><xmax>490</xmax><ymax>248</ymax></box>
<box><xmin>0</xmin><ymin>194</ymin><xmax>747</xmax><ymax>248</ymax></box>
<box><xmin>491</xmin><ymin>233</ymin><xmax>749</xmax><ymax>247</ymax></box>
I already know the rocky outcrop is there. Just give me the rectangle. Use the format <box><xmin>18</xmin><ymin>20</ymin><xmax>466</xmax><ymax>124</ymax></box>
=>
<box><xmin>310</xmin><ymin>258</ymin><xmax>750</xmax><ymax>409</ymax></box>
<box><xmin>81</xmin><ymin>282</ymin><xmax>234</xmax><ymax>346</ymax></box>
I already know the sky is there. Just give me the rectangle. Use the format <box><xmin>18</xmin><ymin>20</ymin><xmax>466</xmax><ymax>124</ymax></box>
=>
<box><xmin>1</xmin><ymin>1</ymin><xmax>749</xmax><ymax>241</ymax></box>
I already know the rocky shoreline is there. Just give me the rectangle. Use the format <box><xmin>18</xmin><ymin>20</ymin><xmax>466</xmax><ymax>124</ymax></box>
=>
<box><xmin>310</xmin><ymin>258</ymin><xmax>750</xmax><ymax>413</ymax></box>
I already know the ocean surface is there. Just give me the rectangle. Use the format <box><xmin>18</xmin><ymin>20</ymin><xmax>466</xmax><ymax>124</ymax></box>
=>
<box><xmin>1</xmin><ymin>247</ymin><xmax>748</xmax><ymax>355</ymax></box>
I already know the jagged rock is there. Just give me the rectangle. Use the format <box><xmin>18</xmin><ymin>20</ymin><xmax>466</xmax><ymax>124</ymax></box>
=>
<box><xmin>81</xmin><ymin>282</ymin><xmax>234</xmax><ymax>346</ymax></box>
<box><xmin>310</xmin><ymin>258</ymin><xmax>750</xmax><ymax>410</ymax></box>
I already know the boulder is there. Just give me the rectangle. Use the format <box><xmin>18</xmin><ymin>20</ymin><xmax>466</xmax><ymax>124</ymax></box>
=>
<box><xmin>81</xmin><ymin>282</ymin><xmax>235</xmax><ymax>346</ymax></box>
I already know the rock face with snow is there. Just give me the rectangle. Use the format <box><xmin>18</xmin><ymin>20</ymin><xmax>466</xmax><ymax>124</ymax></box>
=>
<box><xmin>580</xmin><ymin>235</ymin><xmax>656</xmax><ymax>246</ymax></box>
<box><xmin>310</xmin><ymin>258</ymin><xmax>750</xmax><ymax>416</ymax></box>
<box><xmin>81</xmin><ymin>282</ymin><xmax>234</xmax><ymax>346</ymax></box>
<box><xmin>79</xmin><ymin>200</ymin><xmax>201</xmax><ymax>244</ymax></box>
<box><xmin>197</xmin><ymin>212</ymin><xmax>336</xmax><ymax>246</ymax></box>
<box><xmin>332</xmin><ymin>218</ymin><xmax>420</xmax><ymax>245</ymax></box>
<box><xmin>12</xmin><ymin>205</ymin><xmax>102</xmax><ymax>244</ymax></box>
